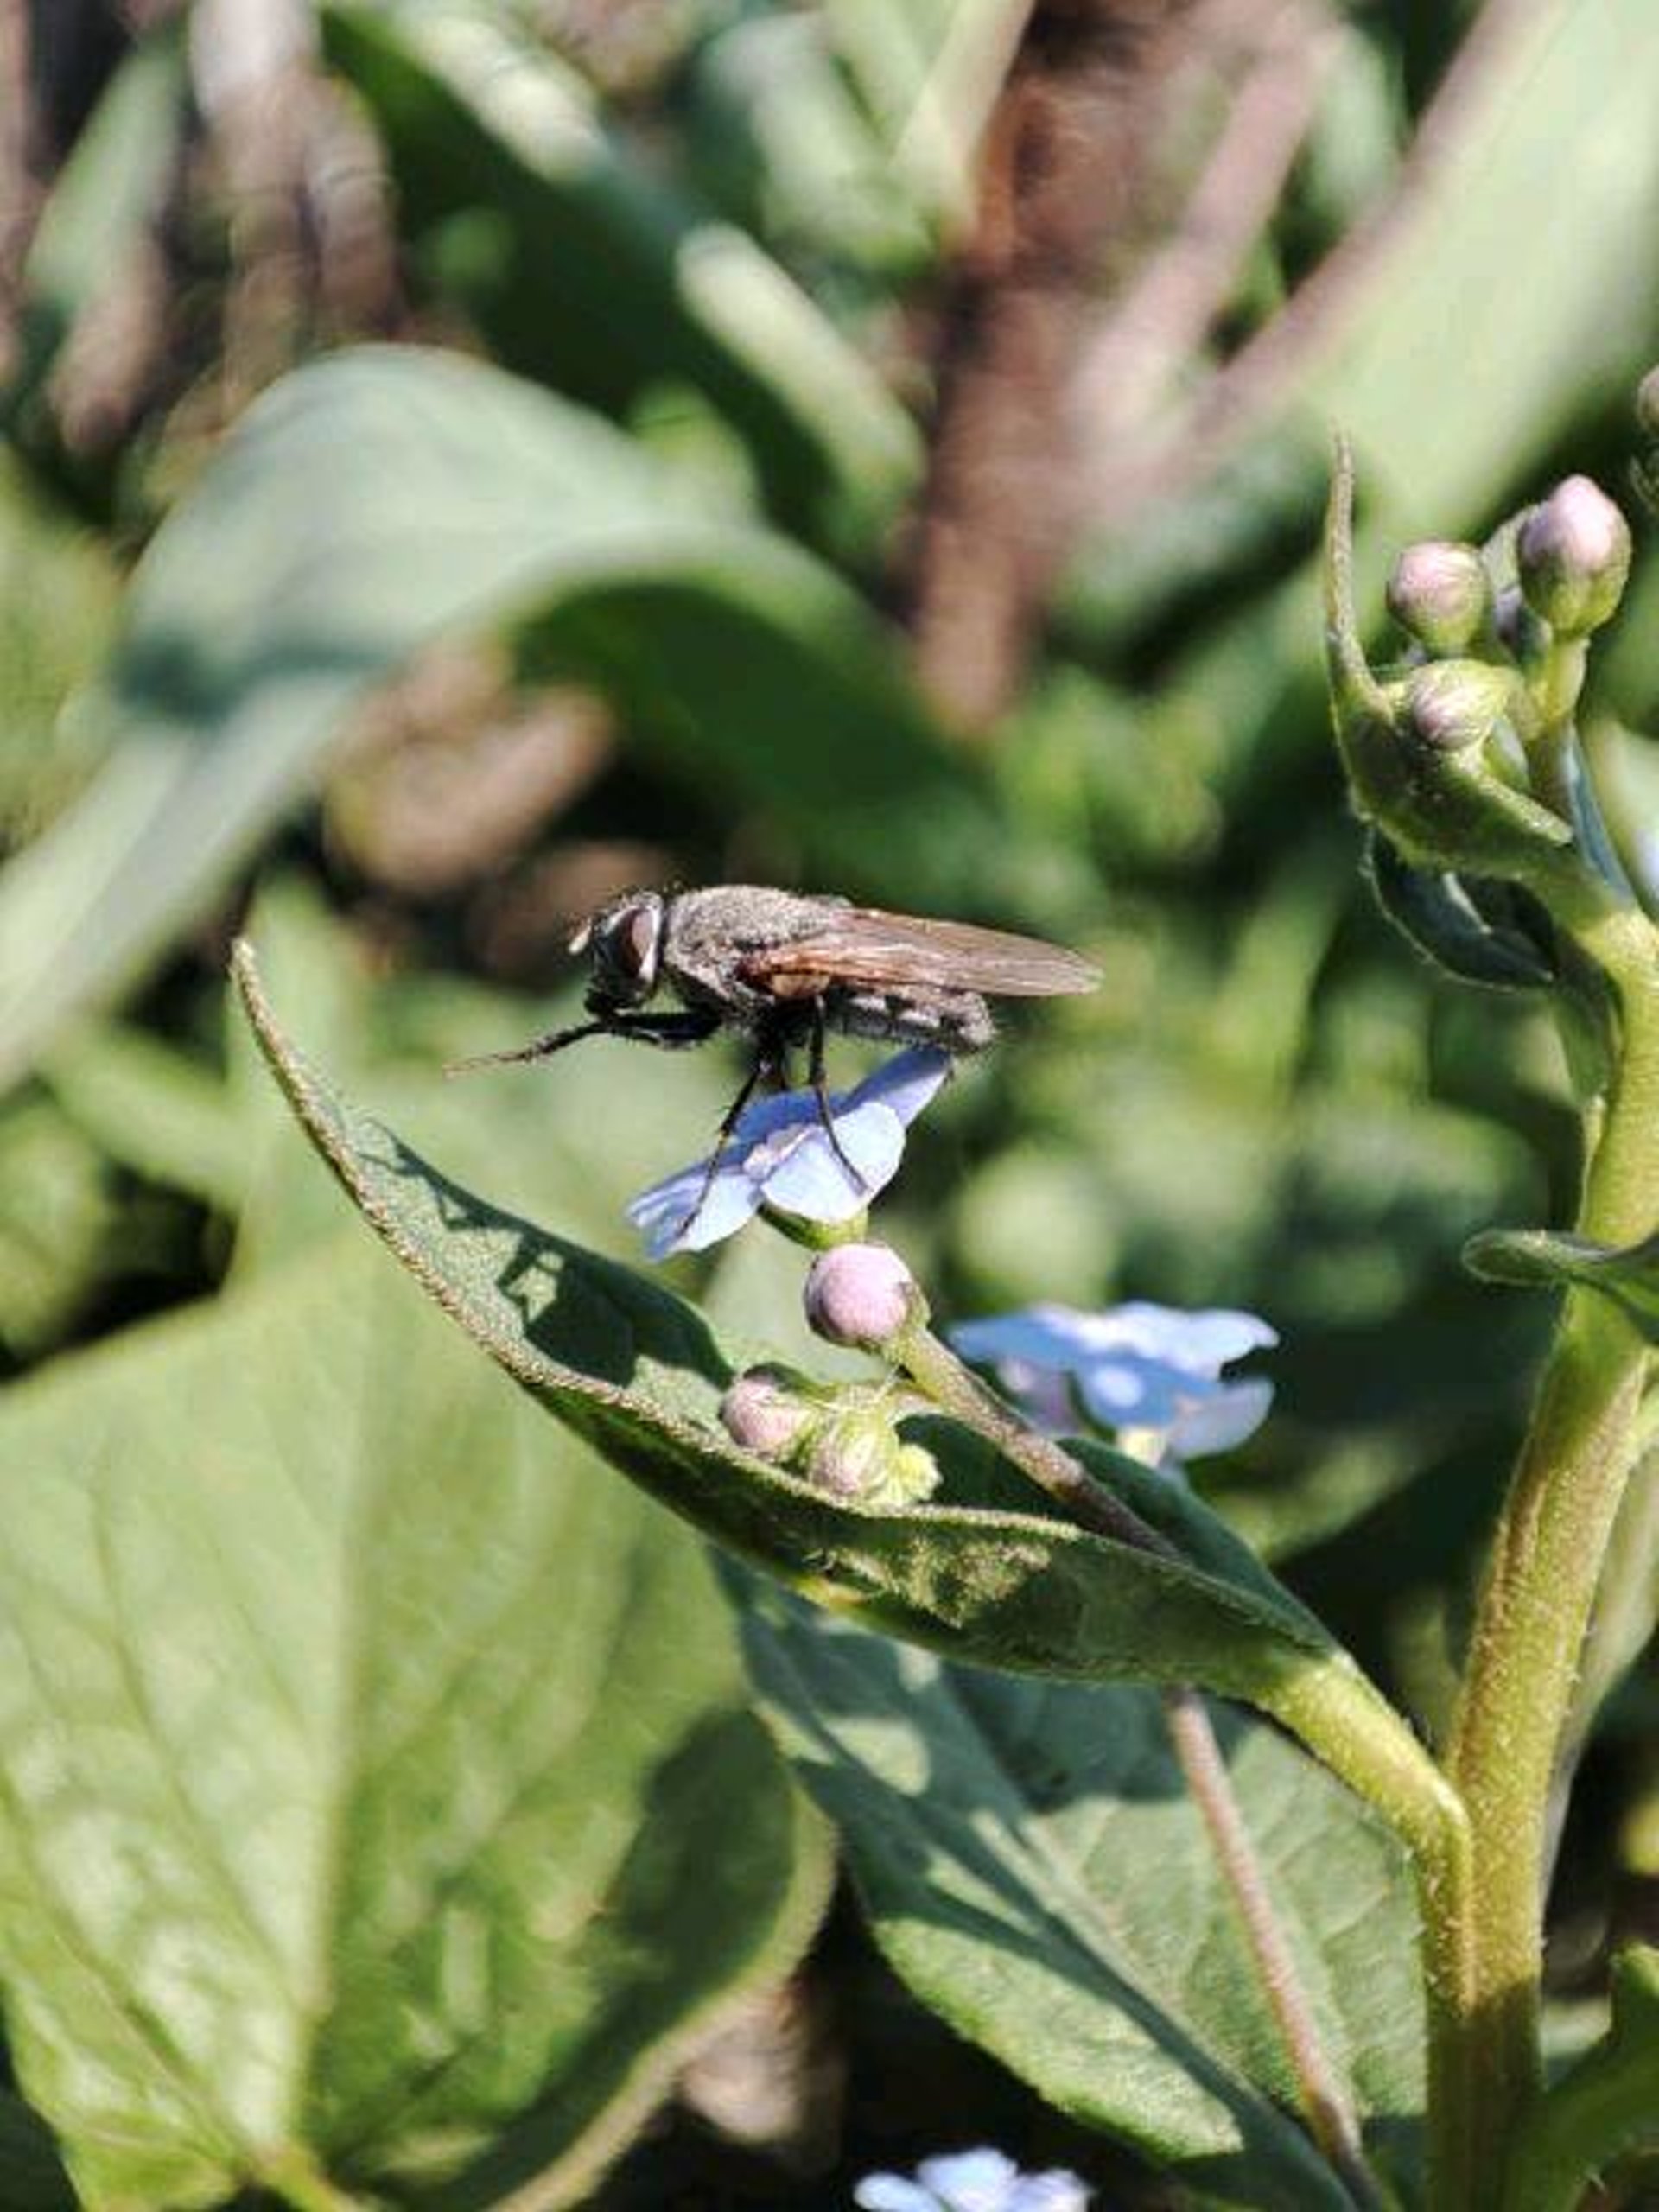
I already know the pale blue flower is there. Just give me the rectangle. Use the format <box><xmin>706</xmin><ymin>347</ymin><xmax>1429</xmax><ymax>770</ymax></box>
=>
<box><xmin>950</xmin><ymin>1301</ymin><xmax>1277</xmax><ymax>1460</ymax></box>
<box><xmin>627</xmin><ymin>1049</ymin><xmax>950</xmax><ymax>1260</ymax></box>
<box><xmin>855</xmin><ymin>2146</ymin><xmax>1090</xmax><ymax>2212</ymax></box>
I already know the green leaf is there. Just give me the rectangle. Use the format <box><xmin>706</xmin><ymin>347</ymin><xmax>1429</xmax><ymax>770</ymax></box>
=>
<box><xmin>1464</xmin><ymin>1224</ymin><xmax>1659</xmax><ymax>1337</ymax></box>
<box><xmin>321</xmin><ymin>0</ymin><xmax>919</xmax><ymax>545</ymax></box>
<box><xmin>1363</xmin><ymin>832</ymin><xmax>1557</xmax><ymax>992</ymax></box>
<box><xmin>740</xmin><ymin>1583</ymin><xmax>1425</xmax><ymax>2209</ymax></box>
<box><xmin>0</xmin><ymin>345</ymin><xmax>979</xmax><ymax>1092</ymax></box>
<box><xmin>1503</xmin><ymin>1947</ymin><xmax>1659</xmax><ymax>2212</ymax></box>
<box><xmin>0</xmin><ymin>1240</ymin><xmax>829</xmax><ymax>2211</ymax></box>
<box><xmin>232</xmin><ymin>938</ymin><xmax>1344</xmax><ymax>1708</ymax></box>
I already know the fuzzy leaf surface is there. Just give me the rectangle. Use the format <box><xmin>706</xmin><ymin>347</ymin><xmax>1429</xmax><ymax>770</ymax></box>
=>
<box><xmin>0</xmin><ymin>1244</ymin><xmax>828</xmax><ymax>2209</ymax></box>
<box><xmin>741</xmin><ymin>1583</ymin><xmax>1426</xmax><ymax>2209</ymax></box>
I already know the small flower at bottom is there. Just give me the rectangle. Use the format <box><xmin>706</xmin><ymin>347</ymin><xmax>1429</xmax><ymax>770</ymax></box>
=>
<box><xmin>854</xmin><ymin>2146</ymin><xmax>1090</xmax><ymax>2212</ymax></box>
<box><xmin>950</xmin><ymin>1301</ymin><xmax>1277</xmax><ymax>1463</ymax></box>
<box><xmin>627</xmin><ymin>1048</ymin><xmax>951</xmax><ymax>1260</ymax></box>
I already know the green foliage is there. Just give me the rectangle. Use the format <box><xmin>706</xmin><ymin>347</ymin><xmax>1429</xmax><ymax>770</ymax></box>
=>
<box><xmin>232</xmin><ymin>941</ymin><xmax>1344</xmax><ymax>1709</ymax></box>
<box><xmin>741</xmin><ymin>1584</ymin><xmax>1425</xmax><ymax>2209</ymax></box>
<box><xmin>1503</xmin><ymin>1948</ymin><xmax>1659</xmax><ymax>2212</ymax></box>
<box><xmin>1465</xmin><ymin>1224</ymin><xmax>1659</xmax><ymax>1338</ymax></box>
<box><xmin>321</xmin><ymin>2</ymin><xmax>918</xmax><ymax>548</ymax></box>
<box><xmin>0</xmin><ymin>346</ymin><xmax>980</xmax><ymax>1096</ymax></box>
<box><xmin>0</xmin><ymin>1238</ymin><xmax>828</xmax><ymax>2209</ymax></box>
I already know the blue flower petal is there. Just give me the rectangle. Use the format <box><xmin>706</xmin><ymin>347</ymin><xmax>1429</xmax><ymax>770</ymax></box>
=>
<box><xmin>1167</xmin><ymin>1376</ymin><xmax>1274</xmax><ymax>1459</ymax></box>
<box><xmin>916</xmin><ymin>2148</ymin><xmax>1020</xmax><ymax>2209</ymax></box>
<box><xmin>626</xmin><ymin>1049</ymin><xmax>948</xmax><ymax>1260</ymax></box>
<box><xmin>760</xmin><ymin>1099</ymin><xmax>906</xmax><ymax>1220</ymax></box>
<box><xmin>853</xmin><ymin>2177</ymin><xmax>942</xmax><ymax>2212</ymax></box>
<box><xmin>626</xmin><ymin>1160</ymin><xmax>762</xmax><ymax>1259</ymax></box>
<box><xmin>846</xmin><ymin>1046</ymin><xmax>953</xmax><ymax>1127</ymax></box>
<box><xmin>1007</xmin><ymin>2174</ymin><xmax>1090</xmax><ymax>2212</ymax></box>
<box><xmin>950</xmin><ymin>1306</ymin><xmax>1098</xmax><ymax>1370</ymax></box>
<box><xmin>1081</xmin><ymin>1301</ymin><xmax>1278</xmax><ymax>1371</ymax></box>
<box><xmin>954</xmin><ymin>1302</ymin><xmax>1277</xmax><ymax>1461</ymax></box>
<box><xmin>1076</xmin><ymin>1350</ymin><xmax>1211</xmax><ymax>1433</ymax></box>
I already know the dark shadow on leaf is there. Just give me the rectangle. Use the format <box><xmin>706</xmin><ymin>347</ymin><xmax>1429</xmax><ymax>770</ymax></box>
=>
<box><xmin>367</xmin><ymin>1124</ymin><xmax>732</xmax><ymax>1401</ymax></box>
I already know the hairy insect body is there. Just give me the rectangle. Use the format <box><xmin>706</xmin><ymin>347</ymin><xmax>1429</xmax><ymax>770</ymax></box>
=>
<box><xmin>452</xmin><ymin>882</ymin><xmax>1096</xmax><ymax>1234</ymax></box>
<box><xmin>658</xmin><ymin>887</ymin><xmax>995</xmax><ymax>1052</ymax></box>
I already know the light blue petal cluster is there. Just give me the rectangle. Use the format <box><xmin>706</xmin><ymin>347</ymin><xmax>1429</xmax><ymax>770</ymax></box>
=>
<box><xmin>628</xmin><ymin>1048</ymin><xmax>950</xmax><ymax>1260</ymax></box>
<box><xmin>854</xmin><ymin>2146</ymin><xmax>1089</xmax><ymax>2212</ymax></box>
<box><xmin>950</xmin><ymin>1300</ymin><xmax>1277</xmax><ymax>1460</ymax></box>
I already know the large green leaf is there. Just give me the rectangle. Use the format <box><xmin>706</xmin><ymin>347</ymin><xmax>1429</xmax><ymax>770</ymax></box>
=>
<box><xmin>322</xmin><ymin>2</ymin><xmax>918</xmax><ymax>547</ymax></box>
<box><xmin>231</xmin><ymin>939</ymin><xmax>1344</xmax><ymax>1708</ymax></box>
<box><xmin>0</xmin><ymin>345</ymin><xmax>981</xmax><ymax>1094</ymax></box>
<box><xmin>0</xmin><ymin>1242</ymin><xmax>829</xmax><ymax>2210</ymax></box>
<box><xmin>741</xmin><ymin>1584</ymin><xmax>1425</xmax><ymax>2209</ymax></box>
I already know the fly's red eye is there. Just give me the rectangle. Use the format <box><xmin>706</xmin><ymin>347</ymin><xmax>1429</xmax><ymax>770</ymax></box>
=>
<box><xmin>621</xmin><ymin>907</ymin><xmax>657</xmax><ymax>976</ymax></box>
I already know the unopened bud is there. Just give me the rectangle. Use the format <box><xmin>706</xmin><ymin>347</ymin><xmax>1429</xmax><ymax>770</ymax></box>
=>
<box><xmin>1387</xmin><ymin>540</ymin><xmax>1490</xmax><ymax>653</ymax></box>
<box><xmin>1401</xmin><ymin>659</ymin><xmax>1514</xmax><ymax>753</ymax></box>
<box><xmin>721</xmin><ymin>1368</ymin><xmax>815</xmax><ymax>1459</ymax></box>
<box><xmin>804</xmin><ymin>1243</ymin><xmax>918</xmax><ymax>1351</ymax></box>
<box><xmin>804</xmin><ymin>1407</ymin><xmax>938</xmax><ymax>1507</ymax></box>
<box><xmin>1637</xmin><ymin>365</ymin><xmax>1659</xmax><ymax>442</ymax></box>
<box><xmin>1516</xmin><ymin>476</ymin><xmax>1630</xmax><ymax>635</ymax></box>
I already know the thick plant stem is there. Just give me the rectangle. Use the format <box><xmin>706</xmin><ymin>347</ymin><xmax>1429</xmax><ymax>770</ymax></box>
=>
<box><xmin>899</xmin><ymin>1322</ymin><xmax>1382</xmax><ymax>2198</ymax></box>
<box><xmin>1446</xmin><ymin>923</ymin><xmax>1659</xmax><ymax>2198</ymax></box>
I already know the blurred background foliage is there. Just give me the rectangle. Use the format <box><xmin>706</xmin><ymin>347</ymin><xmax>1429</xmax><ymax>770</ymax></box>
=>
<box><xmin>4</xmin><ymin>0</ymin><xmax>1659</xmax><ymax>2204</ymax></box>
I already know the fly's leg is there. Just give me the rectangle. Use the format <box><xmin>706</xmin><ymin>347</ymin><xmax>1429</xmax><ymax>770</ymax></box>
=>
<box><xmin>446</xmin><ymin>1007</ymin><xmax>719</xmax><ymax>1075</ymax></box>
<box><xmin>809</xmin><ymin>999</ymin><xmax>867</xmax><ymax>1192</ymax></box>
<box><xmin>676</xmin><ymin>1035</ymin><xmax>787</xmax><ymax>1241</ymax></box>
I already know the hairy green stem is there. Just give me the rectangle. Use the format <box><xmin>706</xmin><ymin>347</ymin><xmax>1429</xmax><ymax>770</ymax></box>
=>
<box><xmin>1446</xmin><ymin>915</ymin><xmax>1659</xmax><ymax>2197</ymax></box>
<box><xmin>899</xmin><ymin>1321</ymin><xmax>1385</xmax><ymax>2198</ymax></box>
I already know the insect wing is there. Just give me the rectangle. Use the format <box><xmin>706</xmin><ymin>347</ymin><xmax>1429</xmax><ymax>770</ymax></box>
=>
<box><xmin>742</xmin><ymin>907</ymin><xmax>1100</xmax><ymax>998</ymax></box>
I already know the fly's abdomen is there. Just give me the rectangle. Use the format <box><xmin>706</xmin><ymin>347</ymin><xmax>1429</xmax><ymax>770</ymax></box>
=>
<box><xmin>825</xmin><ymin>984</ymin><xmax>995</xmax><ymax>1054</ymax></box>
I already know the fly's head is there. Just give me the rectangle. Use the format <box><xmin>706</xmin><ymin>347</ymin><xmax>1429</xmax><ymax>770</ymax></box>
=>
<box><xmin>569</xmin><ymin>890</ymin><xmax>666</xmax><ymax>1012</ymax></box>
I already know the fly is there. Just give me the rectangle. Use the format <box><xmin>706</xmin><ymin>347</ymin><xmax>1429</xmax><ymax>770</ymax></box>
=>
<box><xmin>449</xmin><ymin>885</ymin><xmax>1099</xmax><ymax>1229</ymax></box>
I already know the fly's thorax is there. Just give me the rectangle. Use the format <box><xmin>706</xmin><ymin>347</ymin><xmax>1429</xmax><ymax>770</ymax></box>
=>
<box><xmin>658</xmin><ymin>886</ymin><xmax>849</xmax><ymax>1006</ymax></box>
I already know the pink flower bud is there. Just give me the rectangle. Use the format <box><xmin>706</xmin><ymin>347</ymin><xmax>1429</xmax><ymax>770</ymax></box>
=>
<box><xmin>803</xmin><ymin>1243</ymin><xmax>917</xmax><ymax>1351</ymax></box>
<box><xmin>720</xmin><ymin>1369</ymin><xmax>814</xmax><ymax>1459</ymax></box>
<box><xmin>1386</xmin><ymin>540</ymin><xmax>1490</xmax><ymax>653</ymax></box>
<box><xmin>1516</xmin><ymin>475</ymin><xmax>1631</xmax><ymax>635</ymax></box>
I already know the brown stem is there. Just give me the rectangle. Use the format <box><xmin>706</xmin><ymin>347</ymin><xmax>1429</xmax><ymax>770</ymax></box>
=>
<box><xmin>1163</xmin><ymin>1684</ymin><xmax>1377</xmax><ymax>2201</ymax></box>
